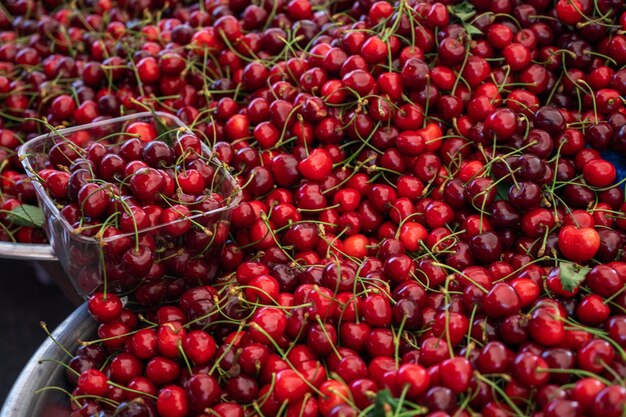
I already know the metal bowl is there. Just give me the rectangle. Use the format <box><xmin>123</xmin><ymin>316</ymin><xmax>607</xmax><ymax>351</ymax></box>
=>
<box><xmin>0</xmin><ymin>243</ymin><xmax>56</xmax><ymax>261</ymax></box>
<box><xmin>0</xmin><ymin>304</ymin><xmax>94</xmax><ymax>417</ymax></box>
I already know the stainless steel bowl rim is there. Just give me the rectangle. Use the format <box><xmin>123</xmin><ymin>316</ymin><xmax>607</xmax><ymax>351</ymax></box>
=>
<box><xmin>0</xmin><ymin>242</ymin><xmax>56</xmax><ymax>261</ymax></box>
<box><xmin>0</xmin><ymin>304</ymin><xmax>92</xmax><ymax>417</ymax></box>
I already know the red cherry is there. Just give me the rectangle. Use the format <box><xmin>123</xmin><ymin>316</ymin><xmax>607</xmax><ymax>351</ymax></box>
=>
<box><xmin>177</xmin><ymin>169</ymin><xmax>205</xmax><ymax>195</ymax></box>
<box><xmin>529</xmin><ymin>305</ymin><xmax>565</xmax><ymax>347</ymax></box>
<box><xmin>361</xmin><ymin>294</ymin><xmax>392</xmax><ymax>327</ymax></box>
<box><xmin>576</xmin><ymin>294</ymin><xmax>610</xmax><ymax>326</ymax></box>
<box><xmin>592</xmin><ymin>386</ymin><xmax>626</xmax><ymax>417</ymax></box>
<box><xmin>186</xmin><ymin>374</ymin><xmax>222</xmax><ymax>412</ymax></box>
<box><xmin>182</xmin><ymin>330</ymin><xmax>217</xmax><ymax>365</ymax></box>
<box><xmin>571</xmin><ymin>378</ymin><xmax>606</xmax><ymax>413</ymax></box>
<box><xmin>513</xmin><ymin>352</ymin><xmax>550</xmax><ymax>387</ymax></box>
<box><xmin>318</xmin><ymin>380</ymin><xmax>351</xmax><ymax>416</ymax></box>
<box><xmin>483</xmin><ymin>283</ymin><xmax>521</xmax><ymax>318</ymax></box>
<box><xmin>88</xmin><ymin>293</ymin><xmax>123</xmax><ymax>323</ymax></box>
<box><xmin>583</xmin><ymin>159</ymin><xmax>617</xmax><ymax>187</ymax></box>
<box><xmin>77</xmin><ymin>369</ymin><xmax>109</xmax><ymax>396</ymax></box>
<box><xmin>157</xmin><ymin>385</ymin><xmax>188</xmax><ymax>417</ymax></box>
<box><xmin>130</xmin><ymin>328</ymin><xmax>157</xmax><ymax>360</ymax></box>
<box><xmin>129</xmin><ymin>168</ymin><xmax>164</xmax><ymax>203</ymax></box>
<box><xmin>249</xmin><ymin>307</ymin><xmax>287</xmax><ymax>345</ymax></box>
<box><xmin>298</xmin><ymin>148</ymin><xmax>333</xmax><ymax>182</ymax></box>
<box><xmin>440</xmin><ymin>357</ymin><xmax>472</xmax><ymax>393</ymax></box>
<box><xmin>156</xmin><ymin>322</ymin><xmax>186</xmax><ymax>358</ymax></box>
<box><xmin>556</xmin><ymin>0</ymin><xmax>584</xmax><ymax>25</ymax></box>
<box><xmin>558</xmin><ymin>226</ymin><xmax>600</xmax><ymax>263</ymax></box>
<box><xmin>160</xmin><ymin>205</ymin><xmax>192</xmax><ymax>237</ymax></box>
<box><xmin>274</xmin><ymin>369</ymin><xmax>310</xmax><ymax>403</ymax></box>
<box><xmin>126</xmin><ymin>122</ymin><xmax>157</xmax><ymax>143</ymax></box>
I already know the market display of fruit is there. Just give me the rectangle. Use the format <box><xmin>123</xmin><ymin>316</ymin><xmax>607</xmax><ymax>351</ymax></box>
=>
<box><xmin>2</xmin><ymin>0</ymin><xmax>626</xmax><ymax>416</ymax></box>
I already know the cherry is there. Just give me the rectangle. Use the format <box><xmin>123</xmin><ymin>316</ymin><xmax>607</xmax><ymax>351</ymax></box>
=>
<box><xmin>274</xmin><ymin>369</ymin><xmax>310</xmax><ymax>403</ymax></box>
<box><xmin>483</xmin><ymin>283</ymin><xmax>521</xmax><ymax>318</ymax></box>
<box><xmin>130</xmin><ymin>329</ymin><xmax>158</xmax><ymax>360</ymax></box>
<box><xmin>556</xmin><ymin>0</ymin><xmax>584</xmax><ymax>24</ymax></box>
<box><xmin>529</xmin><ymin>304</ymin><xmax>565</xmax><ymax>347</ymax></box>
<box><xmin>431</xmin><ymin>312</ymin><xmax>468</xmax><ymax>347</ymax></box>
<box><xmin>592</xmin><ymin>386</ymin><xmax>626</xmax><ymax>417</ymax></box>
<box><xmin>160</xmin><ymin>205</ymin><xmax>192</xmax><ymax>237</ymax></box>
<box><xmin>157</xmin><ymin>385</ymin><xmax>188</xmax><ymax>417</ymax></box>
<box><xmin>177</xmin><ymin>169</ymin><xmax>204</xmax><ymax>195</ymax></box>
<box><xmin>513</xmin><ymin>352</ymin><xmax>550</xmax><ymax>387</ymax></box>
<box><xmin>534</xmin><ymin>106</ymin><xmax>565</xmax><ymax>135</ymax></box>
<box><xmin>182</xmin><ymin>330</ymin><xmax>216</xmax><ymax>365</ymax></box>
<box><xmin>77</xmin><ymin>368</ymin><xmax>109</xmax><ymax>396</ymax></box>
<box><xmin>50</xmin><ymin>94</ymin><xmax>77</xmax><ymax>121</ymax></box>
<box><xmin>244</xmin><ymin>274</ymin><xmax>279</xmax><ymax>304</ymax></box>
<box><xmin>110</xmin><ymin>352</ymin><xmax>143</xmax><ymax>384</ymax></box>
<box><xmin>146</xmin><ymin>357</ymin><xmax>181</xmax><ymax>386</ymax></box>
<box><xmin>583</xmin><ymin>159</ymin><xmax>617</xmax><ymax>187</ymax></box>
<box><xmin>578</xmin><ymin>338</ymin><xmax>615</xmax><ymax>373</ymax></box>
<box><xmin>558</xmin><ymin>226</ymin><xmax>600</xmax><ymax>263</ymax></box>
<box><xmin>440</xmin><ymin>357</ymin><xmax>472</xmax><ymax>393</ymax></box>
<box><xmin>541</xmin><ymin>348</ymin><xmax>575</xmax><ymax>384</ymax></box>
<box><xmin>78</xmin><ymin>183</ymin><xmax>109</xmax><ymax>218</ymax></box>
<box><xmin>186</xmin><ymin>374</ymin><xmax>221</xmax><ymax>412</ymax></box>
<box><xmin>361</xmin><ymin>294</ymin><xmax>392</xmax><ymax>327</ymax></box>
<box><xmin>88</xmin><ymin>293</ymin><xmax>123</xmax><ymax>323</ymax></box>
<box><xmin>249</xmin><ymin>307</ymin><xmax>287</xmax><ymax>345</ymax></box>
<box><xmin>156</xmin><ymin>322</ymin><xmax>185</xmax><ymax>359</ymax></box>
<box><xmin>97</xmin><ymin>320</ymin><xmax>131</xmax><ymax>350</ymax></box>
<box><xmin>122</xmin><ymin>246</ymin><xmax>153</xmax><ymax>278</ymax></box>
<box><xmin>477</xmin><ymin>341</ymin><xmax>513</xmax><ymax>374</ymax></box>
<box><xmin>576</xmin><ymin>294</ymin><xmax>610</xmax><ymax>326</ymax></box>
<box><xmin>424</xmin><ymin>386</ymin><xmax>456</xmax><ymax>413</ymax></box>
<box><xmin>572</xmin><ymin>378</ymin><xmax>606</xmax><ymax>413</ymax></box>
<box><xmin>318</xmin><ymin>380</ymin><xmax>351</xmax><ymax>416</ymax></box>
<box><xmin>470</xmin><ymin>231</ymin><xmax>502</xmax><ymax>264</ymax></box>
<box><xmin>129</xmin><ymin>168</ymin><xmax>164</xmax><ymax>203</ymax></box>
<box><xmin>342</xmin><ymin>69</ymin><xmax>375</xmax><ymax>96</ymax></box>
<box><xmin>225</xmin><ymin>374</ymin><xmax>259</xmax><ymax>404</ymax></box>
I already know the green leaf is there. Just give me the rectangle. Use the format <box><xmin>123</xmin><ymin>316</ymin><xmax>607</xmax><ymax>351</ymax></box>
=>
<box><xmin>464</xmin><ymin>24</ymin><xmax>483</xmax><ymax>36</ymax></box>
<box><xmin>6</xmin><ymin>204</ymin><xmax>44</xmax><ymax>228</ymax></box>
<box><xmin>367</xmin><ymin>389</ymin><xmax>396</xmax><ymax>417</ymax></box>
<box><xmin>559</xmin><ymin>261</ymin><xmax>590</xmax><ymax>293</ymax></box>
<box><xmin>496</xmin><ymin>182</ymin><xmax>509</xmax><ymax>201</ymax></box>
<box><xmin>449</xmin><ymin>1</ymin><xmax>476</xmax><ymax>22</ymax></box>
<box><xmin>366</xmin><ymin>389</ymin><xmax>427</xmax><ymax>417</ymax></box>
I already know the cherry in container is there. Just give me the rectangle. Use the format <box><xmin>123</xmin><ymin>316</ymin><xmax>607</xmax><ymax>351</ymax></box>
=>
<box><xmin>19</xmin><ymin>112</ymin><xmax>242</xmax><ymax>301</ymax></box>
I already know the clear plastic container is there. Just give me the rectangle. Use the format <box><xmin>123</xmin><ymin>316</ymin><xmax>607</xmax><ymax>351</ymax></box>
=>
<box><xmin>19</xmin><ymin>112</ymin><xmax>242</xmax><ymax>299</ymax></box>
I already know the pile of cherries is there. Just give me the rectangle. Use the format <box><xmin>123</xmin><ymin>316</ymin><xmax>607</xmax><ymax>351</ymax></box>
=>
<box><xmin>35</xmin><ymin>117</ymin><xmax>237</xmax><ymax>295</ymax></box>
<box><xmin>1</xmin><ymin>0</ymin><xmax>626</xmax><ymax>416</ymax></box>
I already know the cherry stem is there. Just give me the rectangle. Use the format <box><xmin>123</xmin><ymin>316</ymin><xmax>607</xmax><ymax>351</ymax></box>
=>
<box><xmin>442</xmin><ymin>277</ymin><xmax>457</xmax><ymax>358</ymax></box>
<box><xmin>39</xmin><ymin>321</ymin><xmax>73</xmax><ymax>358</ymax></box>
<box><xmin>475</xmin><ymin>373</ymin><xmax>526</xmax><ymax>417</ymax></box>
<box><xmin>38</xmin><ymin>357</ymin><xmax>80</xmax><ymax>376</ymax></box>
<box><xmin>536</xmin><ymin>367</ymin><xmax>612</xmax><ymax>385</ymax></box>
<box><xmin>466</xmin><ymin>305</ymin><xmax>479</xmax><ymax>351</ymax></box>
<box><xmin>108</xmin><ymin>381</ymin><xmax>158</xmax><ymax>400</ymax></box>
<box><xmin>177</xmin><ymin>342</ymin><xmax>193</xmax><ymax>375</ymax></box>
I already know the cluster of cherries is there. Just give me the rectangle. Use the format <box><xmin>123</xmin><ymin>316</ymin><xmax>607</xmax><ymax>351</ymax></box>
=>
<box><xmin>35</xmin><ymin>118</ymin><xmax>236</xmax><ymax>296</ymax></box>
<box><xmin>2</xmin><ymin>0</ymin><xmax>626</xmax><ymax>416</ymax></box>
<box><xmin>0</xmin><ymin>126</ymin><xmax>47</xmax><ymax>243</ymax></box>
